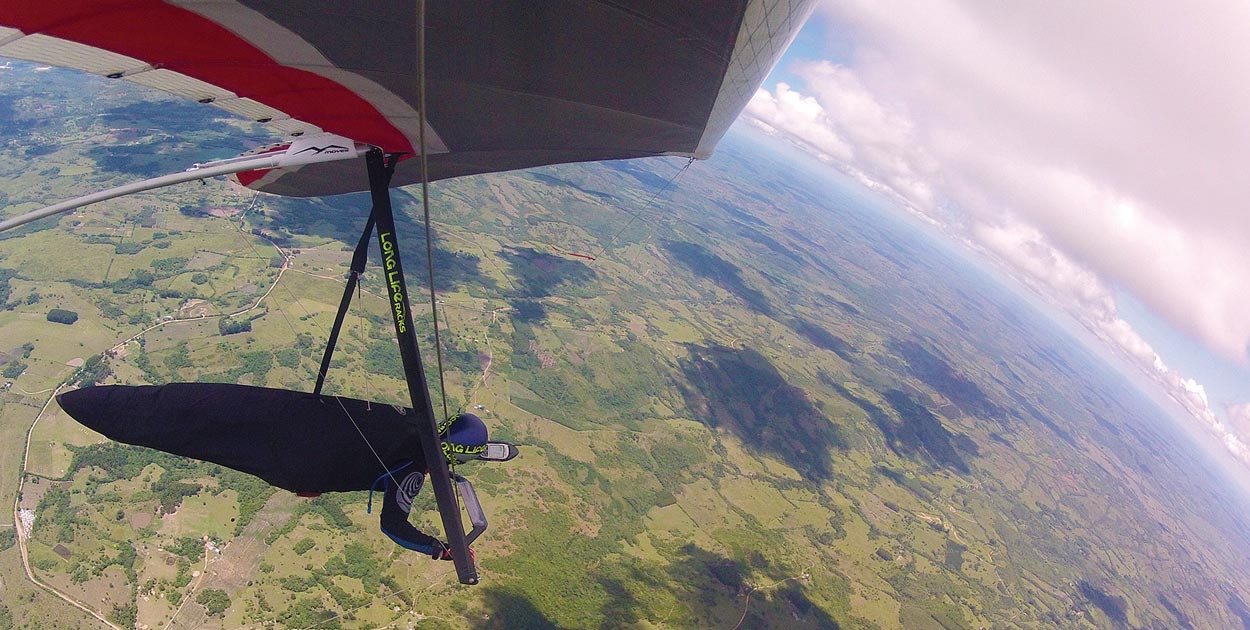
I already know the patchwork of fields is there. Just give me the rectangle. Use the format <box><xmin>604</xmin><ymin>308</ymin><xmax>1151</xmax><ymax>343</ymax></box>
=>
<box><xmin>3</xmin><ymin>63</ymin><xmax>1250</xmax><ymax>629</ymax></box>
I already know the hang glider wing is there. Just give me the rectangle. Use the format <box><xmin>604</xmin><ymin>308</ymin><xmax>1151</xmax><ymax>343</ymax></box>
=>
<box><xmin>0</xmin><ymin>0</ymin><xmax>816</xmax><ymax>196</ymax></box>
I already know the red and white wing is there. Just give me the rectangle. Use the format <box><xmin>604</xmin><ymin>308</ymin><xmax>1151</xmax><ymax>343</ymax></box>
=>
<box><xmin>0</xmin><ymin>1</ymin><xmax>815</xmax><ymax>196</ymax></box>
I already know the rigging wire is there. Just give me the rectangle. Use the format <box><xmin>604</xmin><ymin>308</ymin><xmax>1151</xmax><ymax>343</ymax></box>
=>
<box><xmin>355</xmin><ymin>279</ymin><xmax>377</xmax><ymax>404</ymax></box>
<box><xmin>334</xmin><ymin>396</ymin><xmax>400</xmax><ymax>484</ymax></box>
<box><xmin>212</xmin><ymin>198</ymin><xmax>401</xmax><ymax>487</ymax></box>
<box><xmin>592</xmin><ymin>156</ymin><xmax>695</xmax><ymax>260</ymax></box>
<box><xmin>415</xmin><ymin>0</ymin><xmax>470</xmax><ymax>528</ymax></box>
<box><xmin>415</xmin><ymin>0</ymin><xmax>452</xmax><ymax>423</ymax></box>
<box><xmin>78</xmin><ymin>192</ymin><xmax>407</xmax><ymax>499</ymax></box>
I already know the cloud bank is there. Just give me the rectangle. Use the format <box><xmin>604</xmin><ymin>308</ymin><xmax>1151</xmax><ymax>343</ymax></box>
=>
<box><xmin>746</xmin><ymin>1</ymin><xmax>1250</xmax><ymax>462</ymax></box>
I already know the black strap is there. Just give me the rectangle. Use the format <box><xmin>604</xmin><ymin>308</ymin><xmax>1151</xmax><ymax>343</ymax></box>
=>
<box><xmin>312</xmin><ymin>212</ymin><xmax>377</xmax><ymax>396</ymax></box>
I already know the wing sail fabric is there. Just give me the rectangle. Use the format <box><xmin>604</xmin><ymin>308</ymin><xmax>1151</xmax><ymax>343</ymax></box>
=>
<box><xmin>0</xmin><ymin>0</ymin><xmax>815</xmax><ymax>196</ymax></box>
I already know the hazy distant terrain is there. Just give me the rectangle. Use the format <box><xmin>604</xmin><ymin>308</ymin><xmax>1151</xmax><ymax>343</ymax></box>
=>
<box><xmin>3</xmin><ymin>61</ymin><xmax>1250</xmax><ymax>629</ymax></box>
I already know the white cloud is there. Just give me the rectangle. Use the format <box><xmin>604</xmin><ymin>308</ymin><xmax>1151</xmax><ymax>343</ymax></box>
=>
<box><xmin>745</xmin><ymin>2</ymin><xmax>1250</xmax><ymax>464</ymax></box>
<box><xmin>749</xmin><ymin>64</ymin><xmax>937</xmax><ymax>214</ymax></box>
<box><xmin>751</xmin><ymin>1</ymin><xmax>1250</xmax><ymax>365</ymax></box>
<box><xmin>1181</xmin><ymin>378</ymin><xmax>1210</xmax><ymax>410</ymax></box>
<box><xmin>968</xmin><ymin>220</ymin><xmax>1111</xmax><ymax>314</ymax></box>
<box><xmin>949</xmin><ymin>161</ymin><xmax>1250</xmax><ymax>364</ymax></box>
<box><xmin>746</xmin><ymin>84</ymin><xmax>853</xmax><ymax>164</ymax></box>
<box><xmin>1223</xmin><ymin>432</ymin><xmax>1250</xmax><ymax>463</ymax></box>
<box><xmin>1098</xmin><ymin>318</ymin><xmax>1159</xmax><ymax>368</ymax></box>
<box><xmin>1229</xmin><ymin>404</ymin><xmax>1250</xmax><ymax>440</ymax></box>
<box><xmin>959</xmin><ymin>216</ymin><xmax>1250</xmax><ymax>463</ymax></box>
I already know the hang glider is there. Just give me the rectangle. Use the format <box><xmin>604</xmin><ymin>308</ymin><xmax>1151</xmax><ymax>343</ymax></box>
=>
<box><xmin>0</xmin><ymin>0</ymin><xmax>816</xmax><ymax>586</ymax></box>
<box><xmin>58</xmin><ymin>383</ymin><xmax>499</xmax><ymax>544</ymax></box>
<box><xmin>0</xmin><ymin>0</ymin><xmax>814</xmax><ymax>198</ymax></box>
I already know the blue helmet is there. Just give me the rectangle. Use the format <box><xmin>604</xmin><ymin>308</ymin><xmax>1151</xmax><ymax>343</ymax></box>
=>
<box><xmin>439</xmin><ymin>412</ymin><xmax>488</xmax><ymax>464</ymax></box>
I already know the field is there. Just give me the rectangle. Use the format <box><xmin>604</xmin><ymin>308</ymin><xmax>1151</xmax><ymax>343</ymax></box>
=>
<box><xmin>3</xmin><ymin>62</ymin><xmax>1250</xmax><ymax>629</ymax></box>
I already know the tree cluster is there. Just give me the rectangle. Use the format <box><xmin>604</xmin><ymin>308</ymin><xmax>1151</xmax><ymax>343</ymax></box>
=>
<box><xmin>46</xmin><ymin>308</ymin><xmax>79</xmax><ymax>324</ymax></box>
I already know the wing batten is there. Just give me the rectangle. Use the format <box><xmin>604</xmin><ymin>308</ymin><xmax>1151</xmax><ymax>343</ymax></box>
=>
<box><xmin>0</xmin><ymin>1</ymin><xmax>414</xmax><ymax>154</ymax></box>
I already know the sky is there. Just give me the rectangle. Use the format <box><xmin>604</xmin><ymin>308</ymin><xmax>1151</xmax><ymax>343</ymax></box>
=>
<box><xmin>744</xmin><ymin>1</ymin><xmax>1250</xmax><ymax>468</ymax></box>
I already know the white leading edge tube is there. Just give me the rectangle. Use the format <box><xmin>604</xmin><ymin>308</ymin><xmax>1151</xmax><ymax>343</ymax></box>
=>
<box><xmin>0</xmin><ymin>133</ymin><xmax>366</xmax><ymax>233</ymax></box>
